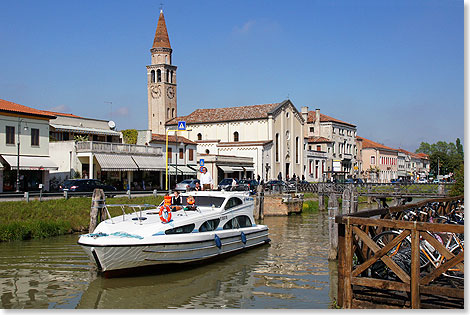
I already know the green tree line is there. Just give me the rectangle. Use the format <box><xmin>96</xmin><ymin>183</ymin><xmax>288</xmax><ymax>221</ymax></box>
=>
<box><xmin>416</xmin><ymin>138</ymin><xmax>463</xmax><ymax>176</ymax></box>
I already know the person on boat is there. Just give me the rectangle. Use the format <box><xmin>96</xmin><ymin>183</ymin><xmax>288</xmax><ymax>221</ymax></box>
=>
<box><xmin>171</xmin><ymin>191</ymin><xmax>183</xmax><ymax>211</ymax></box>
<box><xmin>185</xmin><ymin>195</ymin><xmax>197</xmax><ymax>210</ymax></box>
<box><xmin>193</xmin><ymin>182</ymin><xmax>201</xmax><ymax>191</ymax></box>
<box><xmin>200</xmin><ymin>167</ymin><xmax>213</xmax><ymax>190</ymax></box>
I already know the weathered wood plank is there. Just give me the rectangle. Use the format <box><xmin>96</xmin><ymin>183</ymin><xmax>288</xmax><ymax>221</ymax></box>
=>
<box><xmin>352</xmin><ymin>229</ymin><xmax>410</xmax><ymax>277</ymax></box>
<box><xmin>420</xmin><ymin>251</ymin><xmax>464</xmax><ymax>286</ymax></box>
<box><xmin>419</xmin><ymin>284</ymin><xmax>464</xmax><ymax>299</ymax></box>
<box><xmin>411</xmin><ymin>229</ymin><xmax>420</xmax><ymax>309</ymax></box>
<box><xmin>337</xmin><ymin>223</ymin><xmax>345</xmax><ymax>308</ymax></box>
<box><xmin>352</xmin><ymin>276</ymin><xmax>410</xmax><ymax>292</ymax></box>
<box><xmin>352</xmin><ymin>226</ymin><xmax>410</xmax><ymax>284</ymax></box>
<box><xmin>344</xmin><ymin>222</ymin><xmax>353</xmax><ymax>309</ymax></box>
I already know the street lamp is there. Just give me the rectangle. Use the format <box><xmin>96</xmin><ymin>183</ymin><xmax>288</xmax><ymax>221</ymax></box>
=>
<box><xmin>165</xmin><ymin>127</ymin><xmax>192</xmax><ymax>192</ymax></box>
<box><xmin>16</xmin><ymin>118</ymin><xmax>28</xmax><ymax>192</ymax></box>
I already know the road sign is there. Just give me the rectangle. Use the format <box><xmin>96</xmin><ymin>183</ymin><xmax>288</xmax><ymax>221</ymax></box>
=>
<box><xmin>199</xmin><ymin>166</ymin><xmax>205</xmax><ymax>173</ymax></box>
<box><xmin>199</xmin><ymin>158</ymin><xmax>204</xmax><ymax>166</ymax></box>
<box><xmin>178</xmin><ymin>121</ymin><xmax>186</xmax><ymax>130</ymax></box>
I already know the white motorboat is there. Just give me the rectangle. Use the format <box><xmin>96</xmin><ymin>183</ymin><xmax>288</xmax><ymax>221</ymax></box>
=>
<box><xmin>78</xmin><ymin>190</ymin><xmax>270</xmax><ymax>275</ymax></box>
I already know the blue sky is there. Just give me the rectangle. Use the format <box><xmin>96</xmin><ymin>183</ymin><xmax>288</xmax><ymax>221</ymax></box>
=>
<box><xmin>0</xmin><ymin>0</ymin><xmax>463</xmax><ymax>151</ymax></box>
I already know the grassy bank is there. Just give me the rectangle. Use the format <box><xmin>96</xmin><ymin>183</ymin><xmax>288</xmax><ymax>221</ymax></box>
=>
<box><xmin>0</xmin><ymin>195</ymin><xmax>163</xmax><ymax>242</ymax></box>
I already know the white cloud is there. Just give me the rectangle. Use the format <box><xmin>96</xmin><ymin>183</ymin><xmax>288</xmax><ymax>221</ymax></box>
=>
<box><xmin>48</xmin><ymin>104</ymin><xmax>70</xmax><ymax>113</ymax></box>
<box><xmin>113</xmin><ymin>107</ymin><xmax>129</xmax><ymax>117</ymax></box>
<box><xmin>233</xmin><ymin>20</ymin><xmax>256</xmax><ymax>34</ymax></box>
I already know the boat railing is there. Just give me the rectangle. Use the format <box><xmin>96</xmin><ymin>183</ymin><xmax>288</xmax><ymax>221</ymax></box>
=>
<box><xmin>104</xmin><ymin>203</ymin><xmax>158</xmax><ymax>224</ymax></box>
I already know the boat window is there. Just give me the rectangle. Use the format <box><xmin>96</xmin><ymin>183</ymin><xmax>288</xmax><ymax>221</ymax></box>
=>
<box><xmin>199</xmin><ymin>219</ymin><xmax>220</xmax><ymax>232</ymax></box>
<box><xmin>181</xmin><ymin>196</ymin><xmax>225</xmax><ymax>208</ymax></box>
<box><xmin>164</xmin><ymin>223</ymin><xmax>195</xmax><ymax>235</ymax></box>
<box><xmin>224</xmin><ymin>197</ymin><xmax>243</xmax><ymax>210</ymax></box>
<box><xmin>223</xmin><ymin>215</ymin><xmax>252</xmax><ymax>230</ymax></box>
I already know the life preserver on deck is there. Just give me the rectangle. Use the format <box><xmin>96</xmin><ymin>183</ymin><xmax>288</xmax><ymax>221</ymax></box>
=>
<box><xmin>159</xmin><ymin>205</ymin><xmax>172</xmax><ymax>223</ymax></box>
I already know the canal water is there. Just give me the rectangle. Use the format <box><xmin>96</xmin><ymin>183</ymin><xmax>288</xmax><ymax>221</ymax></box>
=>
<box><xmin>0</xmin><ymin>208</ymin><xmax>340</xmax><ymax>309</ymax></box>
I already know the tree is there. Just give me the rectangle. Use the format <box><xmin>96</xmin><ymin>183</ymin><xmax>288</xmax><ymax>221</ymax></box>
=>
<box><xmin>416</xmin><ymin>140</ymin><xmax>464</xmax><ymax>176</ymax></box>
<box><xmin>122</xmin><ymin>129</ymin><xmax>138</xmax><ymax>144</ymax></box>
<box><xmin>449</xmin><ymin>162</ymin><xmax>464</xmax><ymax>197</ymax></box>
<box><xmin>456</xmin><ymin>138</ymin><xmax>464</xmax><ymax>159</ymax></box>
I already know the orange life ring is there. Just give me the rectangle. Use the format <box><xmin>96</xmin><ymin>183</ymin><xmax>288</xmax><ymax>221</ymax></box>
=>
<box><xmin>159</xmin><ymin>205</ymin><xmax>172</xmax><ymax>223</ymax></box>
<box><xmin>187</xmin><ymin>195</ymin><xmax>195</xmax><ymax>205</ymax></box>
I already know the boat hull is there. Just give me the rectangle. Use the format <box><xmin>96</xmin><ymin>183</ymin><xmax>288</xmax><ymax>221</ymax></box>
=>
<box><xmin>79</xmin><ymin>226</ymin><xmax>269</xmax><ymax>273</ymax></box>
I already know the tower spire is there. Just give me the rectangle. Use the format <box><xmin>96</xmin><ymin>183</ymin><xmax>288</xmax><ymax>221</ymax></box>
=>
<box><xmin>152</xmin><ymin>10</ymin><xmax>171</xmax><ymax>49</ymax></box>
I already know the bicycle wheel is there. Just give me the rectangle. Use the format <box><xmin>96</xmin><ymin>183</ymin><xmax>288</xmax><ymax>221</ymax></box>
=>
<box><xmin>372</xmin><ymin>231</ymin><xmax>411</xmax><ymax>257</ymax></box>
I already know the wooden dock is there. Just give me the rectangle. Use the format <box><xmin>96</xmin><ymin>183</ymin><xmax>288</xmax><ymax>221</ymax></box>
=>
<box><xmin>335</xmin><ymin>195</ymin><xmax>464</xmax><ymax>309</ymax></box>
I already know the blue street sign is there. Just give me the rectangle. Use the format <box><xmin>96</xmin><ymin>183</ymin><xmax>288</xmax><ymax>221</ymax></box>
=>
<box><xmin>178</xmin><ymin>121</ymin><xmax>186</xmax><ymax>130</ymax></box>
<box><xmin>199</xmin><ymin>159</ymin><xmax>204</xmax><ymax>166</ymax></box>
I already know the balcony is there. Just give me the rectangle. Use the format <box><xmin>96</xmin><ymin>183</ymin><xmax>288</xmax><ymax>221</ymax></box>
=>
<box><xmin>307</xmin><ymin>150</ymin><xmax>327</xmax><ymax>159</ymax></box>
<box><xmin>76</xmin><ymin>141</ymin><xmax>163</xmax><ymax>156</ymax></box>
<box><xmin>342</xmin><ymin>153</ymin><xmax>352</xmax><ymax>160</ymax></box>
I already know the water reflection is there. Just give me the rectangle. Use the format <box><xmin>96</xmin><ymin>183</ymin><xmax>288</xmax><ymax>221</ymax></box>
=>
<box><xmin>0</xmin><ymin>210</ymin><xmax>336</xmax><ymax>309</ymax></box>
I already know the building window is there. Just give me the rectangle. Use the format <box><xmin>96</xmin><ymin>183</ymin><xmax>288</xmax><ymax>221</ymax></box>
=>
<box><xmin>170</xmin><ymin>70</ymin><xmax>174</xmax><ymax>83</ymax></box>
<box><xmin>275</xmin><ymin>133</ymin><xmax>279</xmax><ymax>162</ymax></box>
<box><xmin>151</xmin><ymin>70</ymin><xmax>155</xmax><ymax>83</ymax></box>
<box><xmin>189</xmin><ymin>148</ymin><xmax>194</xmax><ymax>161</ymax></box>
<box><xmin>179</xmin><ymin>148</ymin><xmax>183</xmax><ymax>159</ymax></box>
<box><xmin>31</xmin><ymin>128</ymin><xmax>39</xmax><ymax>146</ymax></box>
<box><xmin>167</xmin><ymin>108</ymin><xmax>170</xmax><ymax>118</ymax></box>
<box><xmin>310</xmin><ymin>127</ymin><xmax>314</xmax><ymax>133</ymax></box>
<box><xmin>166</xmin><ymin>69</ymin><xmax>170</xmax><ymax>82</ymax></box>
<box><xmin>167</xmin><ymin>147</ymin><xmax>172</xmax><ymax>163</ymax></box>
<box><xmin>205</xmin><ymin>149</ymin><xmax>210</xmax><ymax>154</ymax></box>
<box><xmin>197</xmin><ymin>133</ymin><xmax>202</xmax><ymax>141</ymax></box>
<box><xmin>172</xmin><ymin>108</ymin><xmax>175</xmax><ymax>118</ymax></box>
<box><xmin>233</xmin><ymin>131</ymin><xmax>239</xmax><ymax>142</ymax></box>
<box><xmin>317</xmin><ymin>145</ymin><xmax>321</xmax><ymax>152</ymax></box>
<box><xmin>157</xmin><ymin>69</ymin><xmax>161</xmax><ymax>82</ymax></box>
<box><xmin>6</xmin><ymin>126</ymin><xmax>14</xmax><ymax>145</ymax></box>
<box><xmin>371</xmin><ymin>156</ymin><xmax>375</xmax><ymax>165</ymax></box>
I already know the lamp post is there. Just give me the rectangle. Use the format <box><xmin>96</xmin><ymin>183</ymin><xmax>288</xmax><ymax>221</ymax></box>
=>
<box><xmin>165</xmin><ymin>127</ymin><xmax>191</xmax><ymax>192</ymax></box>
<box><xmin>16</xmin><ymin>118</ymin><xmax>28</xmax><ymax>192</ymax></box>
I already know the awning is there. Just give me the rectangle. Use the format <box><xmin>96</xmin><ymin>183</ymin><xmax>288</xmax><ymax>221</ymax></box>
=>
<box><xmin>218</xmin><ymin>165</ymin><xmax>246</xmax><ymax>173</ymax></box>
<box><xmin>243</xmin><ymin>167</ymin><xmax>255</xmax><ymax>171</ymax></box>
<box><xmin>218</xmin><ymin>165</ymin><xmax>235</xmax><ymax>173</ymax></box>
<box><xmin>1</xmin><ymin>155</ymin><xmax>58</xmax><ymax>170</ymax></box>
<box><xmin>95</xmin><ymin>154</ymin><xmax>138</xmax><ymax>171</ymax></box>
<box><xmin>131</xmin><ymin>155</ymin><xmax>165</xmax><ymax>171</ymax></box>
<box><xmin>168</xmin><ymin>165</ymin><xmax>197</xmax><ymax>175</ymax></box>
<box><xmin>50</xmin><ymin>124</ymin><xmax>121</xmax><ymax>136</ymax></box>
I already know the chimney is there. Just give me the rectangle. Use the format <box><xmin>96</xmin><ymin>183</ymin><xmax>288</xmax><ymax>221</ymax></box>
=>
<box><xmin>301</xmin><ymin>106</ymin><xmax>308</xmax><ymax>138</ymax></box>
<box><xmin>315</xmin><ymin>109</ymin><xmax>320</xmax><ymax>137</ymax></box>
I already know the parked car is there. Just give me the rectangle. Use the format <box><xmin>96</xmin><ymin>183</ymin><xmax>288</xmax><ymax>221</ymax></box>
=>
<box><xmin>174</xmin><ymin>179</ymin><xmax>200</xmax><ymax>192</ymax></box>
<box><xmin>218</xmin><ymin>178</ymin><xmax>238</xmax><ymax>190</ymax></box>
<box><xmin>238</xmin><ymin>179</ymin><xmax>259</xmax><ymax>192</ymax></box>
<box><xmin>59</xmin><ymin>179</ymin><xmax>117</xmax><ymax>194</ymax></box>
<box><xmin>264</xmin><ymin>180</ymin><xmax>287</xmax><ymax>191</ymax></box>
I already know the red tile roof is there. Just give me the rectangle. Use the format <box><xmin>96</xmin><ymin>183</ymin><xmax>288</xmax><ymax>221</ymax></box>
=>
<box><xmin>357</xmin><ymin>136</ymin><xmax>397</xmax><ymax>152</ymax></box>
<box><xmin>167</xmin><ymin>103</ymin><xmax>280</xmax><ymax>125</ymax></box>
<box><xmin>398</xmin><ymin>148</ymin><xmax>429</xmax><ymax>159</ymax></box>
<box><xmin>152</xmin><ymin>11</ymin><xmax>171</xmax><ymax>49</ymax></box>
<box><xmin>0</xmin><ymin>99</ymin><xmax>56</xmax><ymax>119</ymax></box>
<box><xmin>150</xmin><ymin>133</ymin><xmax>196</xmax><ymax>145</ymax></box>
<box><xmin>307</xmin><ymin>111</ymin><xmax>356</xmax><ymax>127</ymax></box>
<box><xmin>41</xmin><ymin>110</ymin><xmax>81</xmax><ymax>118</ymax></box>
<box><xmin>217</xmin><ymin>140</ymin><xmax>272</xmax><ymax>146</ymax></box>
<box><xmin>307</xmin><ymin>136</ymin><xmax>332</xmax><ymax>143</ymax></box>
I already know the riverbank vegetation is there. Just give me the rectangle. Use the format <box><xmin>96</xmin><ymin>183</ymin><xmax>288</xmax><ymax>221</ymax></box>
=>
<box><xmin>0</xmin><ymin>195</ymin><xmax>163</xmax><ymax>242</ymax></box>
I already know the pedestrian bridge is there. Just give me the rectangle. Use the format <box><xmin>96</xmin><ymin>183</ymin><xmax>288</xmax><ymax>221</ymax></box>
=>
<box><xmin>297</xmin><ymin>182</ymin><xmax>453</xmax><ymax>198</ymax></box>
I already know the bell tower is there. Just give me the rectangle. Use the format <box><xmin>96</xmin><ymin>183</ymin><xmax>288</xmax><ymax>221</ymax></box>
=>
<box><xmin>147</xmin><ymin>10</ymin><xmax>177</xmax><ymax>134</ymax></box>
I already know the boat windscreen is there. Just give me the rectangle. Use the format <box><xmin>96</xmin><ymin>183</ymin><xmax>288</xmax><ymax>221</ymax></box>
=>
<box><xmin>182</xmin><ymin>196</ymin><xmax>225</xmax><ymax>208</ymax></box>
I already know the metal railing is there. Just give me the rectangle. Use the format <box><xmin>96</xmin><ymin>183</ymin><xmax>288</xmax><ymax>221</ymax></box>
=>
<box><xmin>76</xmin><ymin>141</ymin><xmax>163</xmax><ymax>156</ymax></box>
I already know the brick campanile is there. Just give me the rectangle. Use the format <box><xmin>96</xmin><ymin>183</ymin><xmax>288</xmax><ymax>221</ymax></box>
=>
<box><xmin>147</xmin><ymin>10</ymin><xmax>177</xmax><ymax>134</ymax></box>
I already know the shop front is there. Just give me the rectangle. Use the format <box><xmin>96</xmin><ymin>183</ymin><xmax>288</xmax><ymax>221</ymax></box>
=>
<box><xmin>0</xmin><ymin>155</ymin><xmax>58</xmax><ymax>192</ymax></box>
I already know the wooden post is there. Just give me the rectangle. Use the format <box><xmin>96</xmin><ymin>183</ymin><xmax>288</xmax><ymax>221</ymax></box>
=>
<box><xmin>411</xmin><ymin>228</ymin><xmax>420</xmax><ymax>308</ymax></box>
<box><xmin>318</xmin><ymin>194</ymin><xmax>325</xmax><ymax>210</ymax></box>
<box><xmin>342</xmin><ymin>188</ymin><xmax>351</xmax><ymax>215</ymax></box>
<box><xmin>337</xmin><ymin>222</ymin><xmax>346</xmax><ymax>307</ymax></box>
<box><xmin>89</xmin><ymin>188</ymin><xmax>105</xmax><ymax>233</ymax></box>
<box><xmin>350</xmin><ymin>190</ymin><xmax>358</xmax><ymax>213</ymax></box>
<box><xmin>328</xmin><ymin>193</ymin><xmax>339</xmax><ymax>260</ymax></box>
<box><xmin>344</xmin><ymin>221</ymin><xmax>353</xmax><ymax>308</ymax></box>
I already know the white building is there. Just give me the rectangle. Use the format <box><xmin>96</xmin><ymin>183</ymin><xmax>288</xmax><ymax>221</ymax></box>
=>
<box><xmin>0</xmin><ymin>99</ymin><xmax>58</xmax><ymax>192</ymax></box>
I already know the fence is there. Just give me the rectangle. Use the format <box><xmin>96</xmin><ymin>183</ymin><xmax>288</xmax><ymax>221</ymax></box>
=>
<box><xmin>335</xmin><ymin>195</ymin><xmax>464</xmax><ymax>309</ymax></box>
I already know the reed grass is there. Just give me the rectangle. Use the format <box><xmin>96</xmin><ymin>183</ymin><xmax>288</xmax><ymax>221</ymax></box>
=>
<box><xmin>0</xmin><ymin>195</ymin><xmax>163</xmax><ymax>241</ymax></box>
